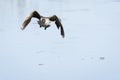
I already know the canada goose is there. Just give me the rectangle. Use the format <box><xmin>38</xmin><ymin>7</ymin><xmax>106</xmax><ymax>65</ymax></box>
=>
<box><xmin>21</xmin><ymin>11</ymin><xmax>65</xmax><ymax>38</ymax></box>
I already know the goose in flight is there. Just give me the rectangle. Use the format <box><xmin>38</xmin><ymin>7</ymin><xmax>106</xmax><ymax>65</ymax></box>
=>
<box><xmin>21</xmin><ymin>11</ymin><xmax>65</xmax><ymax>38</ymax></box>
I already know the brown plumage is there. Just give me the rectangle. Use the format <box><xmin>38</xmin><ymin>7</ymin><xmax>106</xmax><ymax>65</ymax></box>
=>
<box><xmin>21</xmin><ymin>11</ymin><xmax>65</xmax><ymax>38</ymax></box>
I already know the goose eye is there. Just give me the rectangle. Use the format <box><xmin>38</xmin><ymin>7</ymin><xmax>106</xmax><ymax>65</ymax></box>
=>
<box><xmin>42</xmin><ymin>19</ymin><xmax>45</xmax><ymax>23</ymax></box>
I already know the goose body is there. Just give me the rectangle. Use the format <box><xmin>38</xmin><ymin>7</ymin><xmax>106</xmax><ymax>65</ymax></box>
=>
<box><xmin>38</xmin><ymin>17</ymin><xmax>51</xmax><ymax>28</ymax></box>
<box><xmin>21</xmin><ymin>11</ymin><xmax>65</xmax><ymax>38</ymax></box>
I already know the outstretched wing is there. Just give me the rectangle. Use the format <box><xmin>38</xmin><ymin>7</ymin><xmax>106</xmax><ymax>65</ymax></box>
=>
<box><xmin>21</xmin><ymin>11</ymin><xmax>41</xmax><ymax>30</ymax></box>
<box><xmin>49</xmin><ymin>15</ymin><xmax>65</xmax><ymax>38</ymax></box>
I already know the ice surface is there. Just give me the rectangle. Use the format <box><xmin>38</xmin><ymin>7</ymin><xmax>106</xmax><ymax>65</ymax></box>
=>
<box><xmin>0</xmin><ymin>0</ymin><xmax>120</xmax><ymax>80</ymax></box>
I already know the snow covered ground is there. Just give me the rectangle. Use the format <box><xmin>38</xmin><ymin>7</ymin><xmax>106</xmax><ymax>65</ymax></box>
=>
<box><xmin>0</xmin><ymin>0</ymin><xmax>120</xmax><ymax>80</ymax></box>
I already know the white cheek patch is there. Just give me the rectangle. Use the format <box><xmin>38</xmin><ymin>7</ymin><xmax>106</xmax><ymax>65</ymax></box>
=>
<box><xmin>45</xmin><ymin>19</ymin><xmax>51</xmax><ymax>25</ymax></box>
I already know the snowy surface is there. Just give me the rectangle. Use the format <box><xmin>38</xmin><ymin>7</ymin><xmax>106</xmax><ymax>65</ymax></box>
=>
<box><xmin>0</xmin><ymin>0</ymin><xmax>120</xmax><ymax>80</ymax></box>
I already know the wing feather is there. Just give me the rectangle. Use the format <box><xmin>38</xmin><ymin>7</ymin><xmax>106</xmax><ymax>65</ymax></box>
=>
<box><xmin>21</xmin><ymin>11</ymin><xmax>41</xmax><ymax>30</ymax></box>
<box><xmin>50</xmin><ymin>15</ymin><xmax>65</xmax><ymax>38</ymax></box>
